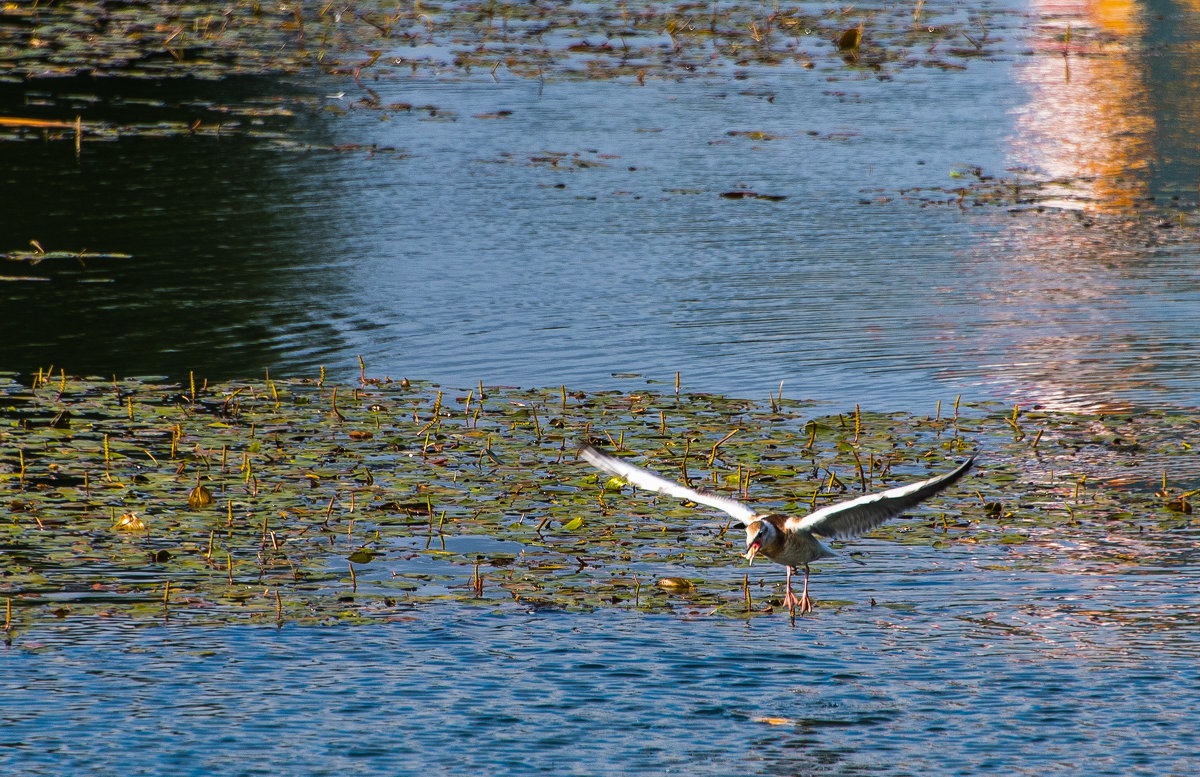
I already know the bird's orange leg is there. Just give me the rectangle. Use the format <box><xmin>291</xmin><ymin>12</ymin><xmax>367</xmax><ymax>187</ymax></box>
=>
<box><xmin>781</xmin><ymin>566</ymin><xmax>801</xmax><ymax>611</ymax></box>
<box><xmin>798</xmin><ymin>565</ymin><xmax>814</xmax><ymax>613</ymax></box>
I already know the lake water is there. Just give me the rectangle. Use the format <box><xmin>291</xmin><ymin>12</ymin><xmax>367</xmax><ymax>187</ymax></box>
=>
<box><xmin>3</xmin><ymin>1</ymin><xmax>1200</xmax><ymax>413</ymax></box>
<box><xmin>6</xmin><ymin>535</ymin><xmax>1200</xmax><ymax>776</ymax></box>
<box><xmin>3</xmin><ymin>0</ymin><xmax>1200</xmax><ymax>774</ymax></box>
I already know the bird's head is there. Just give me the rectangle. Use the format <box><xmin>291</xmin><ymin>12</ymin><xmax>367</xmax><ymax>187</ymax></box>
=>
<box><xmin>743</xmin><ymin>520</ymin><xmax>774</xmax><ymax>565</ymax></box>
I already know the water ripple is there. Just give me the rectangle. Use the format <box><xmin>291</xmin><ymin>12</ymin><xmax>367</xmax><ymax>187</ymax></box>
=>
<box><xmin>3</xmin><ymin>566</ymin><xmax>1199</xmax><ymax>777</ymax></box>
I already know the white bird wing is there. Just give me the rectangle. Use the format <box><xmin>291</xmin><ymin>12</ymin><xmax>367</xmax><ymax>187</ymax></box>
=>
<box><xmin>578</xmin><ymin>444</ymin><xmax>758</xmax><ymax>525</ymax></box>
<box><xmin>787</xmin><ymin>457</ymin><xmax>975</xmax><ymax>539</ymax></box>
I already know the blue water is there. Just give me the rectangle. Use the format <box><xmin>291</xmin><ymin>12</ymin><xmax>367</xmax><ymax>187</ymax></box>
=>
<box><xmin>5</xmin><ymin>588</ymin><xmax>1198</xmax><ymax>776</ymax></box>
<box><xmin>4</xmin><ymin>10</ymin><xmax>1200</xmax><ymax>412</ymax></box>
<box><xmin>5</xmin><ymin>533</ymin><xmax>1200</xmax><ymax>775</ymax></box>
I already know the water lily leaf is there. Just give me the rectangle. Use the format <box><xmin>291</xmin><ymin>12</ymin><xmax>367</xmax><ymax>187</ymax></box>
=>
<box><xmin>603</xmin><ymin>477</ymin><xmax>626</xmax><ymax>492</ymax></box>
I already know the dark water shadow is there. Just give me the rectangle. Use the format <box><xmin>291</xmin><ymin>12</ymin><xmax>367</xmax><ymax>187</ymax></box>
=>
<box><xmin>1</xmin><ymin>76</ymin><xmax>354</xmax><ymax>380</ymax></box>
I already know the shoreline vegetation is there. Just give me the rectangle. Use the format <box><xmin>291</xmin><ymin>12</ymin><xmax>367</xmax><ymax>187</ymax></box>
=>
<box><xmin>1</xmin><ymin>369</ymin><xmax>1194</xmax><ymax>637</ymax></box>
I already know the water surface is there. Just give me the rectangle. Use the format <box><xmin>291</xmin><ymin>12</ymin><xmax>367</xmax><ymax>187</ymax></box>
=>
<box><xmin>6</xmin><ymin>541</ymin><xmax>1199</xmax><ymax>777</ymax></box>
<box><xmin>3</xmin><ymin>2</ymin><xmax>1200</xmax><ymax>411</ymax></box>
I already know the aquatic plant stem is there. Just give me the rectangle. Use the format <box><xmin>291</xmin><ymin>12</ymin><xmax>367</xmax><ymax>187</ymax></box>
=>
<box><xmin>708</xmin><ymin>428</ymin><xmax>738</xmax><ymax>467</ymax></box>
<box><xmin>331</xmin><ymin>386</ymin><xmax>345</xmax><ymax>422</ymax></box>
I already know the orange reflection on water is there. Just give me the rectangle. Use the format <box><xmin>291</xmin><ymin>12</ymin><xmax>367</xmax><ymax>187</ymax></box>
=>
<box><xmin>967</xmin><ymin>0</ymin><xmax>1191</xmax><ymax>414</ymax></box>
<box><xmin>1012</xmin><ymin>0</ymin><xmax>1151</xmax><ymax>213</ymax></box>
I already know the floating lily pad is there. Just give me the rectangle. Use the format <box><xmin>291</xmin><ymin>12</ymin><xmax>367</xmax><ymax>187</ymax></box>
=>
<box><xmin>0</xmin><ymin>372</ymin><xmax>1193</xmax><ymax>633</ymax></box>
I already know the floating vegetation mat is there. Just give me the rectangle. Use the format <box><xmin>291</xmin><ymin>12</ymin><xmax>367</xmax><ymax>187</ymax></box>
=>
<box><xmin>0</xmin><ymin>0</ymin><xmax>331</xmax><ymax>80</ymax></box>
<box><xmin>0</xmin><ymin>371</ymin><xmax>1196</xmax><ymax>635</ymax></box>
<box><xmin>864</xmin><ymin>164</ymin><xmax>1200</xmax><ymax>241</ymax></box>
<box><xmin>0</xmin><ymin>0</ymin><xmax>1021</xmax><ymax>83</ymax></box>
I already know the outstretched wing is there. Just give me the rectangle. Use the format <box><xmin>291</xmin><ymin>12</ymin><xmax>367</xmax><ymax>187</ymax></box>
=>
<box><xmin>578</xmin><ymin>444</ymin><xmax>758</xmax><ymax>525</ymax></box>
<box><xmin>788</xmin><ymin>457</ymin><xmax>975</xmax><ymax>539</ymax></box>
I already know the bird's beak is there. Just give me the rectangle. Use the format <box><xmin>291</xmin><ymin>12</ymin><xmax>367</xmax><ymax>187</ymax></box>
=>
<box><xmin>744</xmin><ymin>544</ymin><xmax>759</xmax><ymax>566</ymax></box>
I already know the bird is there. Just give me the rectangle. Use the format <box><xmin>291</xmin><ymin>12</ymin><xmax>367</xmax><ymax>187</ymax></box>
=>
<box><xmin>578</xmin><ymin>443</ymin><xmax>975</xmax><ymax>613</ymax></box>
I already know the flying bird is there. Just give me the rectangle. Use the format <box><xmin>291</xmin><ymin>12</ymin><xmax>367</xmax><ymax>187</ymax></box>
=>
<box><xmin>579</xmin><ymin>444</ymin><xmax>974</xmax><ymax>613</ymax></box>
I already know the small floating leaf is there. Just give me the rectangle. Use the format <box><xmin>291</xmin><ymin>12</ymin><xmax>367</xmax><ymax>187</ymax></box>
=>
<box><xmin>347</xmin><ymin>548</ymin><xmax>380</xmax><ymax>564</ymax></box>
<box><xmin>562</xmin><ymin>517</ymin><xmax>584</xmax><ymax>531</ymax></box>
<box><xmin>655</xmin><ymin>577</ymin><xmax>694</xmax><ymax>592</ymax></box>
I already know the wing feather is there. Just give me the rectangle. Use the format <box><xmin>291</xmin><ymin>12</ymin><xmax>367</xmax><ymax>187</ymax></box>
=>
<box><xmin>787</xmin><ymin>457</ymin><xmax>975</xmax><ymax>538</ymax></box>
<box><xmin>578</xmin><ymin>444</ymin><xmax>758</xmax><ymax>525</ymax></box>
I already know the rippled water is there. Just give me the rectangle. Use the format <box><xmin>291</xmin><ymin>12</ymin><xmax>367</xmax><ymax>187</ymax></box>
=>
<box><xmin>6</xmin><ymin>539</ymin><xmax>1199</xmax><ymax>777</ymax></box>
<box><xmin>3</xmin><ymin>4</ymin><xmax>1200</xmax><ymax>412</ymax></box>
